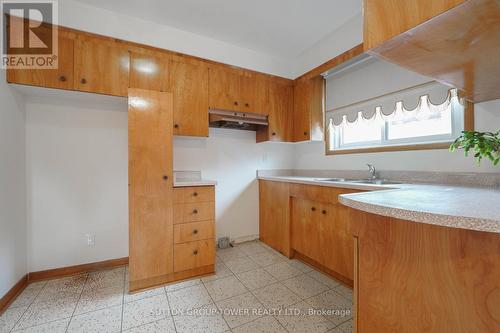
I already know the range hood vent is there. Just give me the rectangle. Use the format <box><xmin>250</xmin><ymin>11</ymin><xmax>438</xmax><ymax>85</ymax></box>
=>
<box><xmin>209</xmin><ymin>109</ymin><xmax>268</xmax><ymax>131</ymax></box>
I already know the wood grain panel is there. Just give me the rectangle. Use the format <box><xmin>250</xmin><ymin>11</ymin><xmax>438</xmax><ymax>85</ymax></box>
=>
<box><xmin>352</xmin><ymin>210</ymin><xmax>500</xmax><ymax>332</ymax></box>
<box><xmin>289</xmin><ymin>183</ymin><xmax>361</xmax><ymax>205</ymax></box>
<box><xmin>169</xmin><ymin>57</ymin><xmax>209</xmax><ymax>137</ymax></box>
<box><xmin>258</xmin><ymin>180</ymin><xmax>291</xmax><ymax>257</ymax></box>
<box><xmin>293</xmin><ymin>76</ymin><xmax>325</xmax><ymax>142</ymax></box>
<box><xmin>74</xmin><ymin>36</ymin><xmax>130</xmax><ymax>97</ymax></box>
<box><xmin>174</xmin><ymin>221</ymin><xmax>215</xmax><ymax>244</ymax></box>
<box><xmin>7</xmin><ymin>29</ymin><xmax>75</xmax><ymax>90</ymax></box>
<box><xmin>208</xmin><ymin>66</ymin><xmax>241</xmax><ymax>111</ymax></box>
<box><xmin>290</xmin><ymin>198</ymin><xmax>322</xmax><ymax>263</ymax></box>
<box><xmin>128</xmin><ymin>89</ymin><xmax>173</xmax><ymax>286</ymax></box>
<box><xmin>181</xmin><ymin>202</ymin><xmax>215</xmax><ymax>223</ymax></box>
<box><xmin>364</xmin><ymin>0</ymin><xmax>465</xmax><ymax>50</ymax></box>
<box><xmin>174</xmin><ymin>240</ymin><xmax>216</xmax><ymax>272</ymax></box>
<box><xmin>369</xmin><ymin>0</ymin><xmax>500</xmax><ymax>102</ymax></box>
<box><xmin>181</xmin><ymin>186</ymin><xmax>215</xmax><ymax>203</ymax></box>
<box><xmin>240</xmin><ymin>72</ymin><xmax>269</xmax><ymax>115</ymax></box>
<box><xmin>129</xmin><ymin>50</ymin><xmax>169</xmax><ymax>92</ymax></box>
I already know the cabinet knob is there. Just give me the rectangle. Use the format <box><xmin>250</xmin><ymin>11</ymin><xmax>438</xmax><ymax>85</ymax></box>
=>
<box><xmin>174</xmin><ymin>124</ymin><xmax>179</xmax><ymax>129</ymax></box>
<box><xmin>311</xmin><ymin>207</ymin><xmax>316</xmax><ymax>211</ymax></box>
<box><xmin>245</xmin><ymin>103</ymin><xmax>249</xmax><ymax>107</ymax></box>
<box><xmin>193</xmin><ymin>192</ymin><xmax>198</xmax><ymax>197</ymax></box>
<box><xmin>163</xmin><ymin>175</ymin><xmax>168</xmax><ymax>180</ymax></box>
<box><xmin>304</xmin><ymin>131</ymin><xmax>308</xmax><ymax>136</ymax></box>
<box><xmin>193</xmin><ymin>229</ymin><xmax>198</xmax><ymax>234</ymax></box>
<box><xmin>322</xmin><ymin>210</ymin><xmax>327</xmax><ymax>215</ymax></box>
<box><xmin>193</xmin><ymin>250</ymin><xmax>198</xmax><ymax>255</ymax></box>
<box><xmin>80</xmin><ymin>78</ymin><xmax>87</xmax><ymax>84</ymax></box>
<box><xmin>234</xmin><ymin>101</ymin><xmax>238</xmax><ymax>106</ymax></box>
<box><xmin>272</xmin><ymin>132</ymin><xmax>276</xmax><ymax>136</ymax></box>
<box><xmin>193</xmin><ymin>209</ymin><xmax>198</xmax><ymax>214</ymax></box>
<box><xmin>59</xmin><ymin>75</ymin><xmax>66</xmax><ymax>82</ymax></box>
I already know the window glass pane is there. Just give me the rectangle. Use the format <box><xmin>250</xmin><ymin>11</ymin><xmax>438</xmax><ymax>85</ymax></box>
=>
<box><xmin>341</xmin><ymin>119</ymin><xmax>381</xmax><ymax>145</ymax></box>
<box><xmin>386</xmin><ymin>105</ymin><xmax>452</xmax><ymax>140</ymax></box>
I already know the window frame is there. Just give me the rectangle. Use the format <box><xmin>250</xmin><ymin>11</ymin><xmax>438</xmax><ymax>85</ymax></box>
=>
<box><xmin>325</xmin><ymin>100</ymin><xmax>474</xmax><ymax>155</ymax></box>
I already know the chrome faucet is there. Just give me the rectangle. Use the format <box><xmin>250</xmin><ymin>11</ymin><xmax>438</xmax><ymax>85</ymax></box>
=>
<box><xmin>367</xmin><ymin>164</ymin><xmax>377</xmax><ymax>180</ymax></box>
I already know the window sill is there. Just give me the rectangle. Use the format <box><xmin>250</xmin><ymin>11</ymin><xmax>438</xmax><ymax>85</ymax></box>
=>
<box><xmin>326</xmin><ymin>141</ymin><xmax>452</xmax><ymax>155</ymax></box>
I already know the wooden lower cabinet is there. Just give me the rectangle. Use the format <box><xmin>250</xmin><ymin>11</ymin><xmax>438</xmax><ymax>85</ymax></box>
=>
<box><xmin>258</xmin><ymin>180</ymin><xmax>291</xmax><ymax>256</ymax></box>
<box><xmin>259</xmin><ymin>180</ymin><xmax>359</xmax><ymax>283</ymax></box>
<box><xmin>350</xmin><ymin>208</ymin><xmax>500</xmax><ymax>332</ymax></box>
<box><xmin>172</xmin><ymin>186</ymin><xmax>216</xmax><ymax>277</ymax></box>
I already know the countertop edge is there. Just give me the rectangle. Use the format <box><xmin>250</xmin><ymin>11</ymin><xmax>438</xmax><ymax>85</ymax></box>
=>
<box><xmin>173</xmin><ymin>180</ymin><xmax>217</xmax><ymax>187</ymax></box>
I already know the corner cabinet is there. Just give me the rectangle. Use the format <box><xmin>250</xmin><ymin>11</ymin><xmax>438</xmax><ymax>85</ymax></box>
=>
<box><xmin>128</xmin><ymin>88</ymin><xmax>174</xmax><ymax>292</ymax></box>
<box><xmin>293</xmin><ymin>76</ymin><xmax>325</xmax><ymax>142</ymax></box>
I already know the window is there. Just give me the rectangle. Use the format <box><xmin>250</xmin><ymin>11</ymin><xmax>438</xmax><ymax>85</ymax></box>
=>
<box><xmin>327</xmin><ymin>87</ymin><xmax>467</xmax><ymax>153</ymax></box>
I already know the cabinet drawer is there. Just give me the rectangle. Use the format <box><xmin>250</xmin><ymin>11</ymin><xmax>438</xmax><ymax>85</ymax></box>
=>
<box><xmin>181</xmin><ymin>202</ymin><xmax>215</xmax><ymax>223</ymax></box>
<box><xmin>174</xmin><ymin>221</ymin><xmax>214</xmax><ymax>244</ymax></box>
<box><xmin>174</xmin><ymin>240</ymin><xmax>215</xmax><ymax>272</ymax></box>
<box><xmin>183</xmin><ymin>186</ymin><xmax>215</xmax><ymax>203</ymax></box>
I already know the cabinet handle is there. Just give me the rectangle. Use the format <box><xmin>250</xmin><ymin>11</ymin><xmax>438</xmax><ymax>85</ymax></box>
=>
<box><xmin>163</xmin><ymin>175</ymin><xmax>168</xmax><ymax>180</ymax></box>
<box><xmin>311</xmin><ymin>207</ymin><xmax>316</xmax><ymax>211</ymax></box>
<box><xmin>193</xmin><ymin>229</ymin><xmax>198</xmax><ymax>234</ymax></box>
<box><xmin>304</xmin><ymin>131</ymin><xmax>308</xmax><ymax>136</ymax></box>
<box><xmin>193</xmin><ymin>250</ymin><xmax>198</xmax><ymax>255</ymax></box>
<box><xmin>322</xmin><ymin>210</ymin><xmax>327</xmax><ymax>215</ymax></box>
<box><xmin>272</xmin><ymin>132</ymin><xmax>276</xmax><ymax>136</ymax></box>
<box><xmin>59</xmin><ymin>75</ymin><xmax>66</xmax><ymax>82</ymax></box>
<box><xmin>80</xmin><ymin>78</ymin><xmax>87</xmax><ymax>84</ymax></box>
<box><xmin>245</xmin><ymin>103</ymin><xmax>249</xmax><ymax>107</ymax></box>
<box><xmin>174</xmin><ymin>124</ymin><xmax>179</xmax><ymax>129</ymax></box>
<box><xmin>193</xmin><ymin>192</ymin><xmax>198</xmax><ymax>197</ymax></box>
<box><xmin>234</xmin><ymin>101</ymin><xmax>238</xmax><ymax>106</ymax></box>
<box><xmin>193</xmin><ymin>209</ymin><xmax>198</xmax><ymax>214</ymax></box>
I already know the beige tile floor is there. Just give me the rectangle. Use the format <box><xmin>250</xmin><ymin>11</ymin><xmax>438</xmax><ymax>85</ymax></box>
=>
<box><xmin>0</xmin><ymin>241</ymin><xmax>353</xmax><ymax>333</ymax></box>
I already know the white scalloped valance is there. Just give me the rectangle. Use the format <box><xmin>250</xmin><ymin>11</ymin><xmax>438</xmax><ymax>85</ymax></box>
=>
<box><xmin>326</xmin><ymin>81</ymin><xmax>463</xmax><ymax>127</ymax></box>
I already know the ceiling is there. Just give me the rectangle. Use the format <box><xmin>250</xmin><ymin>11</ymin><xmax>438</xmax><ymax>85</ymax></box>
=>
<box><xmin>72</xmin><ymin>0</ymin><xmax>361</xmax><ymax>59</ymax></box>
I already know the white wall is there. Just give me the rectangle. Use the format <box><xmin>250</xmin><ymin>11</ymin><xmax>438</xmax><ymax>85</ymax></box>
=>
<box><xmin>295</xmin><ymin>100</ymin><xmax>500</xmax><ymax>173</ymax></box>
<box><xmin>0</xmin><ymin>71</ymin><xmax>27</xmax><ymax>297</ymax></box>
<box><xmin>24</xmin><ymin>93</ymin><xmax>294</xmax><ymax>271</ymax></box>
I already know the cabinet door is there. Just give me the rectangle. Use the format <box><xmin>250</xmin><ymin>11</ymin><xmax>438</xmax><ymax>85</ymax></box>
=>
<box><xmin>129</xmin><ymin>50</ymin><xmax>169</xmax><ymax>92</ymax></box>
<box><xmin>169</xmin><ymin>57</ymin><xmax>209</xmax><ymax>137</ymax></box>
<box><xmin>7</xmin><ymin>29</ymin><xmax>74</xmax><ymax>90</ymax></box>
<box><xmin>259</xmin><ymin>180</ymin><xmax>290</xmax><ymax>257</ymax></box>
<box><xmin>240</xmin><ymin>73</ymin><xmax>269</xmax><ymax>115</ymax></box>
<box><xmin>74</xmin><ymin>36</ymin><xmax>130</xmax><ymax>97</ymax></box>
<box><xmin>318</xmin><ymin>203</ymin><xmax>354</xmax><ymax>280</ymax></box>
<box><xmin>208</xmin><ymin>66</ymin><xmax>241</xmax><ymax>111</ymax></box>
<box><xmin>268</xmin><ymin>79</ymin><xmax>293</xmax><ymax>141</ymax></box>
<box><xmin>291</xmin><ymin>198</ymin><xmax>322</xmax><ymax>262</ymax></box>
<box><xmin>364</xmin><ymin>0</ymin><xmax>465</xmax><ymax>50</ymax></box>
<box><xmin>128</xmin><ymin>88</ymin><xmax>173</xmax><ymax>291</ymax></box>
<box><xmin>293</xmin><ymin>79</ymin><xmax>311</xmax><ymax>142</ymax></box>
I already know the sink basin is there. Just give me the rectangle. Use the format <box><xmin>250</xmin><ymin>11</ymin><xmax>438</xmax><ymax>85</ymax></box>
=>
<box><xmin>314</xmin><ymin>178</ymin><xmax>402</xmax><ymax>185</ymax></box>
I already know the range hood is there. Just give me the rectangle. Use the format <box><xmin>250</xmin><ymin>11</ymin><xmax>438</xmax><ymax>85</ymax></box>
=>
<box><xmin>209</xmin><ymin>109</ymin><xmax>268</xmax><ymax>131</ymax></box>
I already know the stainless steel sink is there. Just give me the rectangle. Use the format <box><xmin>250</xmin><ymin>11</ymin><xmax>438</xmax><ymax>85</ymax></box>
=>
<box><xmin>314</xmin><ymin>178</ymin><xmax>402</xmax><ymax>185</ymax></box>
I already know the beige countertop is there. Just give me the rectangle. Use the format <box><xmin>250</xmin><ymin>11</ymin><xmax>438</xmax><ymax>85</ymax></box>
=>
<box><xmin>173</xmin><ymin>180</ymin><xmax>217</xmax><ymax>187</ymax></box>
<box><xmin>258</xmin><ymin>174</ymin><xmax>500</xmax><ymax>234</ymax></box>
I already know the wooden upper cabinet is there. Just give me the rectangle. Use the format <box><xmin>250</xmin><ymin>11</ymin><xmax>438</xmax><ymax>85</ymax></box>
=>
<box><xmin>169</xmin><ymin>57</ymin><xmax>209</xmax><ymax>137</ymax></box>
<box><xmin>208</xmin><ymin>66</ymin><xmax>241</xmax><ymax>111</ymax></box>
<box><xmin>363</xmin><ymin>0</ymin><xmax>466</xmax><ymax>50</ymax></box>
<box><xmin>209</xmin><ymin>66</ymin><xmax>270</xmax><ymax>114</ymax></box>
<box><xmin>257</xmin><ymin>78</ymin><xmax>293</xmax><ymax>142</ymax></box>
<box><xmin>7</xmin><ymin>29</ymin><xmax>75</xmax><ymax>90</ymax></box>
<box><xmin>293</xmin><ymin>76</ymin><xmax>324</xmax><ymax>142</ymax></box>
<box><xmin>74</xmin><ymin>36</ymin><xmax>130</xmax><ymax>97</ymax></box>
<box><xmin>129</xmin><ymin>50</ymin><xmax>169</xmax><ymax>92</ymax></box>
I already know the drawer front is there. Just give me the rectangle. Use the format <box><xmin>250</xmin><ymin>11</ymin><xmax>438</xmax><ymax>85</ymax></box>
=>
<box><xmin>183</xmin><ymin>186</ymin><xmax>215</xmax><ymax>203</ymax></box>
<box><xmin>174</xmin><ymin>221</ymin><xmax>214</xmax><ymax>244</ymax></box>
<box><xmin>174</xmin><ymin>240</ymin><xmax>215</xmax><ymax>272</ymax></box>
<box><xmin>182</xmin><ymin>202</ymin><xmax>214</xmax><ymax>223</ymax></box>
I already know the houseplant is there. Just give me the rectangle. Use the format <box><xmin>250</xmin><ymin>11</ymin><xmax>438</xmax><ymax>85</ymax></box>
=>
<box><xmin>450</xmin><ymin>130</ymin><xmax>500</xmax><ymax>166</ymax></box>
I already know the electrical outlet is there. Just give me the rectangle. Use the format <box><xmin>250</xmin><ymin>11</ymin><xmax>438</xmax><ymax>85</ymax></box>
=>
<box><xmin>86</xmin><ymin>234</ymin><xmax>95</xmax><ymax>247</ymax></box>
